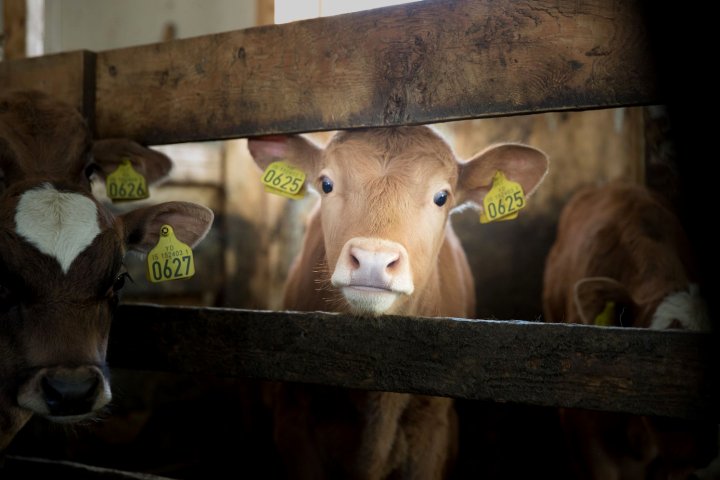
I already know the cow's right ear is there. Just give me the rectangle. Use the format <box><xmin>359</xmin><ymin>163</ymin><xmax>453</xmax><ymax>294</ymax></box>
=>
<box><xmin>120</xmin><ymin>201</ymin><xmax>214</xmax><ymax>254</ymax></box>
<box><xmin>573</xmin><ymin>277</ymin><xmax>639</xmax><ymax>327</ymax></box>
<box><xmin>90</xmin><ymin>139</ymin><xmax>172</xmax><ymax>186</ymax></box>
<box><xmin>246</xmin><ymin>135</ymin><xmax>323</xmax><ymax>177</ymax></box>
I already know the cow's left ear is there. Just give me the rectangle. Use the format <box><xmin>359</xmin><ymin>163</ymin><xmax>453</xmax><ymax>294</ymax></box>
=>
<box><xmin>574</xmin><ymin>277</ymin><xmax>639</xmax><ymax>327</ymax></box>
<box><xmin>456</xmin><ymin>143</ymin><xmax>548</xmax><ymax>210</ymax></box>
<box><xmin>90</xmin><ymin>139</ymin><xmax>173</xmax><ymax>185</ymax></box>
<box><xmin>120</xmin><ymin>201</ymin><xmax>214</xmax><ymax>253</ymax></box>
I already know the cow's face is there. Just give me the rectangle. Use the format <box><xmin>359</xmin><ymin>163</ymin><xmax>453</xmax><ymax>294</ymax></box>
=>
<box><xmin>1</xmin><ymin>183</ymin><xmax>120</xmax><ymax>432</ymax></box>
<box><xmin>249</xmin><ymin>126</ymin><xmax>548</xmax><ymax>315</ymax></box>
<box><xmin>316</xmin><ymin>129</ymin><xmax>458</xmax><ymax>314</ymax></box>
<box><xmin>0</xmin><ymin>90</ymin><xmax>215</xmax><ymax>450</ymax></box>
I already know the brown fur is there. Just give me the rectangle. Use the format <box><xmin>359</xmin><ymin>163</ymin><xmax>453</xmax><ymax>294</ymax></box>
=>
<box><xmin>0</xmin><ymin>90</ymin><xmax>214</xmax><ymax>451</ymax></box>
<box><xmin>542</xmin><ymin>181</ymin><xmax>717</xmax><ymax>479</ymax></box>
<box><xmin>249</xmin><ymin>126</ymin><xmax>548</xmax><ymax>479</ymax></box>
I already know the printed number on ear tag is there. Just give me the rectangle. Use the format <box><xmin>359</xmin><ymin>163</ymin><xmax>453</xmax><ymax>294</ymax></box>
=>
<box><xmin>261</xmin><ymin>161</ymin><xmax>306</xmax><ymax>200</ymax></box>
<box><xmin>146</xmin><ymin>225</ymin><xmax>196</xmax><ymax>283</ymax></box>
<box><xmin>479</xmin><ymin>171</ymin><xmax>526</xmax><ymax>224</ymax></box>
<box><xmin>106</xmin><ymin>158</ymin><xmax>149</xmax><ymax>201</ymax></box>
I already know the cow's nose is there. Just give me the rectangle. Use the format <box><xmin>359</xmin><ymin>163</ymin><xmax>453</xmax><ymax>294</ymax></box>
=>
<box><xmin>349</xmin><ymin>247</ymin><xmax>400</xmax><ymax>275</ymax></box>
<box><xmin>41</xmin><ymin>371</ymin><xmax>101</xmax><ymax>416</ymax></box>
<box><xmin>331</xmin><ymin>237</ymin><xmax>413</xmax><ymax>295</ymax></box>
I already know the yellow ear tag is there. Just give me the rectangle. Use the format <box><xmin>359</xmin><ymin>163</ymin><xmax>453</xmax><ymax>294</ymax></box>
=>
<box><xmin>479</xmin><ymin>171</ymin><xmax>526</xmax><ymax>224</ymax></box>
<box><xmin>594</xmin><ymin>301</ymin><xmax>616</xmax><ymax>327</ymax></box>
<box><xmin>261</xmin><ymin>161</ymin><xmax>306</xmax><ymax>200</ymax></box>
<box><xmin>106</xmin><ymin>158</ymin><xmax>149</xmax><ymax>201</ymax></box>
<box><xmin>146</xmin><ymin>225</ymin><xmax>196</xmax><ymax>283</ymax></box>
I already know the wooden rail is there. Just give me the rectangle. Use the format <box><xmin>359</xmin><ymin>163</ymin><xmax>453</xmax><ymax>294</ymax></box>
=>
<box><xmin>110</xmin><ymin>304</ymin><xmax>720</xmax><ymax>421</ymax></box>
<box><xmin>2</xmin><ymin>0</ymin><xmax>658</xmax><ymax>144</ymax></box>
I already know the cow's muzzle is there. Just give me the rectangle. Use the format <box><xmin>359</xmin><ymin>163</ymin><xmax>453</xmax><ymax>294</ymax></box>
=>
<box><xmin>17</xmin><ymin>366</ymin><xmax>111</xmax><ymax>421</ymax></box>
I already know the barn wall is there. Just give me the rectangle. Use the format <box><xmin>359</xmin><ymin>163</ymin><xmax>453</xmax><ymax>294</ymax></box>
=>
<box><xmin>42</xmin><ymin>0</ymin><xmax>255</xmax><ymax>54</ymax></box>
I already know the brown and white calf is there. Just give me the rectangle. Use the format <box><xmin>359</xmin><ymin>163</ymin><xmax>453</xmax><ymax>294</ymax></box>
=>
<box><xmin>249</xmin><ymin>126</ymin><xmax>548</xmax><ymax>479</ymax></box>
<box><xmin>542</xmin><ymin>182</ymin><xmax>717</xmax><ymax>479</ymax></box>
<box><xmin>0</xmin><ymin>90</ymin><xmax>214</xmax><ymax>451</ymax></box>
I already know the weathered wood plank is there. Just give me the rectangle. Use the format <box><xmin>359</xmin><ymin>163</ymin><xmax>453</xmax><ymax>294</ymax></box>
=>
<box><xmin>110</xmin><ymin>304</ymin><xmax>719</xmax><ymax>421</ymax></box>
<box><xmin>94</xmin><ymin>0</ymin><xmax>658</xmax><ymax>144</ymax></box>
<box><xmin>1</xmin><ymin>456</ymin><xmax>175</xmax><ymax>480</ymax></box>
<box><xmin>0</xmin><ymin>50</ymin><xmax>96</xmax><ymax>121</ymax></box>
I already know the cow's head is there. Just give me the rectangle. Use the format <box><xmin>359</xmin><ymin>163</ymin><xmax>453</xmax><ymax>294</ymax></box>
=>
<box><xmin>0</xmin><ymin>90</ymin><xmax>214</xmax><ymax>450</ymax></box>
<box><xmin>573</xmin><ymin>277</ymin><xmax>711</xmax><ymax>331</ymax></box>
<box><xmin>248</xmin><ymin>126</ymin><xmax>548</xmax><ymax>315</ymax></box>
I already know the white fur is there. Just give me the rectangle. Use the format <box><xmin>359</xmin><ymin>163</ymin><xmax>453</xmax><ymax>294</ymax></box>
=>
<box><xmin>651</xmin><ymin>284</ymin><xmax>711</xmax><ymax>331</ymax></box>
<box><xmin>15</xmin><ymin>183</ymin><xmax>101</xmax><ymax>274</ymax></box>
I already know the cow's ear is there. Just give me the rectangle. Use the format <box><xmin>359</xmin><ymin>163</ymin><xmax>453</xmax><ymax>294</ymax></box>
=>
<box><xmin>573</xmin><ymin>277</ymin><xmax>638</xmax><ymax>327</ymax></box>
<box><xmin>90</xmin><ymin>139</ymin><xmax>172</xmax><ymax>185</ymax></box>
<box><xmin>120</xmin><ymin>201</ymin><xmax>214</xmax><ymax>253</ymax></box>
<box><xmin>456</xmin><ymin>143</ymin><xmax>548</xmax><ymax>211</ymax></box>
<box><xmin>247</xmin><ymin>134</ymin><xmax>323</xmax><ymax>177</ymax></box>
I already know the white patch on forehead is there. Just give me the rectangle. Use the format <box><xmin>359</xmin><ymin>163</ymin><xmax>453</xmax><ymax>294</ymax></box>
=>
<box><xmin>15</xmin><ymin>183</ymin><xmax>101</xmax><ymax>274</ymax></box>
<box><xmin>651</xmin><ymin>284</ymin><xmax>711</xmax><ymax>332</ymax></box>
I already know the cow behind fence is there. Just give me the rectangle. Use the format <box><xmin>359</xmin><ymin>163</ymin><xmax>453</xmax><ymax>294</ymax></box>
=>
<box><xmin>0</xmin><ymin>90</ymin><xmax>214</xmax><ymax>451</ymax></box>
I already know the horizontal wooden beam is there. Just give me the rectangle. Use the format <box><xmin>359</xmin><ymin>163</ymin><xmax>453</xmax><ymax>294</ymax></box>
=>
<box><xmin>1</xmin><ymin>456</ymin><xmax>174</xmax><ymax>479</ymax></box>
<box><xmin>92</xmin><ymin>0</ymin><xmax>659</xmax><ymax>144</ymax></box>
<box><xmin>0</xmin><ymin>50</ymin><xmax>96</xmax><ymax>122</ymax></box>
<box><xmin>110</xmin><ymin>304</ymin><xmax>719</xmax><ymax>421</ymax></box>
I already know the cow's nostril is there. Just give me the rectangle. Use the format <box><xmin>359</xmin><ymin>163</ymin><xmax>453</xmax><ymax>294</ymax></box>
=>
<box><xmin>41</xmin><ymin>374</ymin><xmax>100</xmax><ymax>416</ymax></box>
<box><xmin>350</xmin><ymin>254</ymin><xmax>360</xmax><ymax>268</ymax></box>
<box><xmin>387</xmin><ymin>259</ymin><xmax>398</xmax><ymax>270</ymax></box>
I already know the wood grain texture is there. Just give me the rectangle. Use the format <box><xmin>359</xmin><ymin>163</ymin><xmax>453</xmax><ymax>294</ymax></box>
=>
<box><xmin>0</xmin><ymin>50</ymin><xmax>96</xmax><ymax>121</ymax></box>
<box><xmin>94</xmin><ymin>0</ymin><xmax>658</xmax><ymax>144</ymax></box>
<box><xmin>110</xmin><ymin>304</ymin><xmax>719</xmax><ymax>421</ymax></box>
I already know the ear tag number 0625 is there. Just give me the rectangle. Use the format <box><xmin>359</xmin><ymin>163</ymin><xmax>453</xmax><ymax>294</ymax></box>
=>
<box><xmin>261</xmin><ymin>161</ymin><xmax>306</xmax><ymax>200</ymax></box>
<box><xmin>106</xmin><ymin>158</ymin><xmax>149</xmax><ymax>201</ymax></box>
<box><xmin>479</xmin><ymin>171</ymin><xmax>526</xmax><ymax>224</ymax></box>
<box><xmin>146</xmin><ymin>225</ymin><xmax>196</xmax><ymax>283</ymax></box>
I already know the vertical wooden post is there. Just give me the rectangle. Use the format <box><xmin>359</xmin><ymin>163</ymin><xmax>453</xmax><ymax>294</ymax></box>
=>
<box><xmin>2</xmin><ymin>0</ymin><xmax>26</xmax><ymax>60</ymax></box>
<box><xmin>256</xmin><ymin>0</ymin><xmax>274</xmax><ymax>26</ymax></box>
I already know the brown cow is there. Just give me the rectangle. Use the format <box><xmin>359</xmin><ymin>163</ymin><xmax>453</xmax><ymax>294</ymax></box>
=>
<box><xmin>542</xmin><ymin>181</ymin><xmax>717</xmax><ymax>479</ymax></box>
<box><xmin>248</xmin><ymin>126</ymin><xmax>549</xmax><ymax>479</ymax></box>
<box><xmin>0</xmin><ymin>90</ymin><xmax>214</xmax><ymax>451</ymax></box>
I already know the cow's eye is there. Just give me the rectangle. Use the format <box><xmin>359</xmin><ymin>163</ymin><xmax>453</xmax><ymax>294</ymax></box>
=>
<box><xmin>433</xmin><ymin>190</ymin><xmax>448</xmax><ymax>207</ymax></box>
<box><xmin>321</xmin><ymin>176</ymin><xmax>334</xmax><ymax>194</ymax></box>
<box><xmin>112</xmin><ymin>272</ymin><xmax>132</xmax><ymax>293</ymax></box>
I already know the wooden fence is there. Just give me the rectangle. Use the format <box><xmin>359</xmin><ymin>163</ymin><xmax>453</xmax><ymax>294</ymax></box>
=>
<box><xmin>1</xmin><ymin>0</ymin><xmax>717</xmax><ymax>450</ymax></box>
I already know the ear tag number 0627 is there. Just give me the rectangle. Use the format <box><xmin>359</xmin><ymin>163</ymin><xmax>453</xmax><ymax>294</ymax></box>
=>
<box><xmin>261</xmin><ymin>161</ymin><xmax>306</xmax><ymax>200</ymax></box>
<box><xmin>146</xmin><ymin>225</ymin><xmax>196</xmax><ymax>283</ymax></box>
<box><xmin>479</xmin><ymin>171</ymin><xmax>526</xmax><ymax>224</ymax></box>
<box><xmin>106</xmin><ymin>158</ymin><xmax>149</xmax><ymax>201</ymax></box>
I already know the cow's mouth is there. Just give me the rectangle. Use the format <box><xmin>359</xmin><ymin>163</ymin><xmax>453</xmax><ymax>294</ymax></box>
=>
<box><xmin>346</xmin><ymin>285</ymin><xmax>392</xmax><ymax>293</ymax></box>
<box><xmin>341</xmin><ymin>285</ymin><xmax>400</xmax><ymax>314</ymax></box>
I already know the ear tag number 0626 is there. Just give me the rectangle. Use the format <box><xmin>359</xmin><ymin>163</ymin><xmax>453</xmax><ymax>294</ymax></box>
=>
<box><xmin>479</xmin><ymin>171</ymin><xmax>526</xmax><ymax>224</ymax></box>
<box><xmin>106</xmin><ymin>158</ymin><xmax>149</xmax><ymax>201</ymax></box>
<box><xmin>261</xmin><ymin>161</ymin><xmax>306</xmax><ymax>200</ymax></box>
<box><xmin>146</xmin><ymin>225</ymin><xmax>196</xmax><ymax>283</ymax></box>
